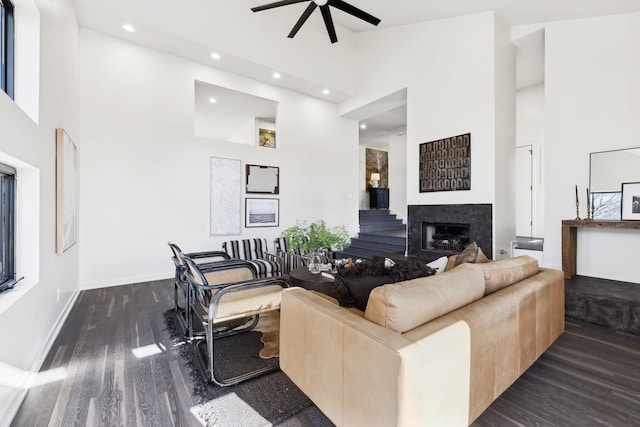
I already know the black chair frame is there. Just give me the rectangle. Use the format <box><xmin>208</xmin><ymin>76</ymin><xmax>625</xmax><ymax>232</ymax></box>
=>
<box><xmin>168</xmin><ymin>242</ymin><xmax>230</xmax><ymax>335</ymax></box>
<box><xmin>183</xmin><ymin>256</ymin><xmax>289</xmax><ymax>386</ymax></box>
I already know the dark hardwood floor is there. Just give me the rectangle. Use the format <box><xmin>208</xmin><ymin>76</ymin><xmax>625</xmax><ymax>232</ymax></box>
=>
<box><xmin>472</xmin><ymin>319</ymin><xmax>640</xmax><ymax>426</ymax></box>
<box><xmin>11</xmin><ymin>279</ymin><xmax>640</xmax><ymax>426</ymax></box>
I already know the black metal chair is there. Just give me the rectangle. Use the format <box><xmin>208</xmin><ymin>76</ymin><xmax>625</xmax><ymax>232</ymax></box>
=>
<box><xmin>167</xmin><ymin>242</ymin><xmax>230</xmax><ymax>335</ymax></box>
<box><xmin>182</xmin><ymin>255</ymin><xmax>289</xmax><ymax>386</ymax></box>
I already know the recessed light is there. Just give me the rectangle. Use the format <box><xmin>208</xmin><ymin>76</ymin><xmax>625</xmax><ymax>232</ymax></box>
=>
<box><xmin>360</xmin><ymin>124</ymin><xmax>367</xmax><ymax>129</ymax></box>
<box><xmin>322</xmin><ymin>89</ymin><xmax>330</xmax><ymax>95</ymax></box>
<box><xmin>273</xmin><ymin>72</ymin><xmax>281</xmax><ymax>79</ymax></box>
<box><xmin>209</xmin><ymin>97</ymin><xmax>217</xmax><ymax>104</ymax></box>
<box><xmin>122</xmin><ymin>24</ymin><xmax>135</xmax><ymax>33</ymax></box>
<box><xmin>211</xmin><ymin>52</ymin><xmax>221</xmax><ymax>60</ymax></box>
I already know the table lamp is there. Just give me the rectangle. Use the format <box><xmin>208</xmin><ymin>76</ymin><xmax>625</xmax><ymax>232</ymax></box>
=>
<box><xmin>370</xmin><ymin>173</ymin><xmax>380</xmax><ymax>188</ymax></box>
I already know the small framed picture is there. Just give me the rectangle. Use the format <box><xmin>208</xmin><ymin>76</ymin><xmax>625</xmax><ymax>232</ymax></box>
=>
<box><xmin>245</xmin><ymin>198</ymin><xmax>279</xmax><ymax>227</ymax></box>
<box><xmin>621</xmin><ymin>182</ymin><xmax>640</xmax><ymax>220</ymax></box>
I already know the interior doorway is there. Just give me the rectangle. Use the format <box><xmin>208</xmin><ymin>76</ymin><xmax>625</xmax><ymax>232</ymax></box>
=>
<box><xmin>516</xmin><ymin>145</ymin><xmax>533</xmax><ymax>237</ymax></box>
<box><xmin>342</xmin><ymin>89</ymin><xmax>407</xmax><ymax>219</ymax></box>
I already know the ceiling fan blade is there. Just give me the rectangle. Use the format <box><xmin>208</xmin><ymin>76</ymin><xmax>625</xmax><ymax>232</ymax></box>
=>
<box><xmin>328</xmin><ymin>0</ymin><xmax>381</xmax><ymax>26</ymax></box>
<box><xmin>251</xmin><ymin>0</ymin><xmax>309</xmax><ymax>13</ymax></box>
<box><xmin>288</xmin><ymin>2</ymin><xmax>318</xmax><ymax>38</ymax></box>
<box><xmin>320</xmin><ymin>5</ymin><xmax>338</xmax><ymax>43</ymax></box>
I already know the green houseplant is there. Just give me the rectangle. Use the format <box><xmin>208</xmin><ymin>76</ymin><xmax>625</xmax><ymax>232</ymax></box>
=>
<box><xmin>281</xmin><ymin>220</ymin><xmax>350</xmax><ymax>258</ymax></box>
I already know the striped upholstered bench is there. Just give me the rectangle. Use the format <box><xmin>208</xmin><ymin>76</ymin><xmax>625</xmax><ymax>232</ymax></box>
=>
<box><xmin>222</xmin><ymin>238</ymin><xmax>282</xmax><ymax>278</ymax></box>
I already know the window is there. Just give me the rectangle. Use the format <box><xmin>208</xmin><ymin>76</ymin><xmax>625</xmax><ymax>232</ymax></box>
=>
<box><xmin>1</xmin><ymin>0</ymin><xmax>14</xmax><ymax>98</ymax></box>
<box><xmin>0</xmin><ymin>163</ymin><xmax>16</xmax><ymax>293</ymax></box>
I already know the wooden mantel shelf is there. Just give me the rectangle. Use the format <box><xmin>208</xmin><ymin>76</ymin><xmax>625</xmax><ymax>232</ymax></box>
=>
<box><xmin>562</xmin><ymin>220</ymin><xmax>640</xmax><ymax>279</ymax></box>
<box><xmin>562</xmin><ymin>219</ymin><xmax>640</xmax><ymax>230</ymax></box>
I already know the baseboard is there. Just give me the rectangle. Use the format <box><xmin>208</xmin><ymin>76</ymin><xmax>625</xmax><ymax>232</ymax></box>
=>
<box><xmin>0</xmin><ymin>389</ymin><xmax>28</xmax><ymax>427</ymax></box>
<box><xmin>1</xmin><ymin>288</ymin><xmax>80</xmax><ymax>427</ymax></box>
<box><xmin>31</xmin><ymin>288</ymin><xmax>80</xmax><ymax>372</ymax></box>
<box><xmin>80</xmin><ymin>272</ymin><xmax>173</xmax><ymax>290</ymax></box>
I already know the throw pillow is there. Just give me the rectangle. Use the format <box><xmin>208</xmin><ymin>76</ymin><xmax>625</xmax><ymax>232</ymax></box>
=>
<box><xmin>453</xmin><ymin>241</ymin><xmax>490</xmax><ymax>267</ymax></box>
<box><xmin>445</xmin><ymin>255</ymin><xmax>458</xmax><ymax>271</ymax></box>
<box><xmin>427</xmin><ymin>256</ymin><xmax>448</xmax><ymax>275</ymax></box>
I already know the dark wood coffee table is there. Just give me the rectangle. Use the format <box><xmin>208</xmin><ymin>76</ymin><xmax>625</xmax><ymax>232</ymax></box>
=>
<box><xmin>288</xmin><ymin>267</ymin><xmax>337</xmax><ymax>299</ymax></box>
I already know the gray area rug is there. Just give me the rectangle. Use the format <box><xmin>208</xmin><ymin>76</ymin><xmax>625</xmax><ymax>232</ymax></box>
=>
<box><xmin>164</xmin><ymin>310</ymin><xmax>313</xmax><ymax>426</ymax></box>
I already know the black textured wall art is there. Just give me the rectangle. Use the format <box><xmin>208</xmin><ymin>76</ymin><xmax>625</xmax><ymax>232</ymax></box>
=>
<box><xmin>419</xmin><ymin>133</ymin><xmax>471</xmax><ymax>192</ymax></box>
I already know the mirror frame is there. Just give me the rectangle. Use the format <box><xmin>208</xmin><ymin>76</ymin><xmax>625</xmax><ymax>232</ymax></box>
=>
<box><xmin>589</xmin><ymin>146</ymin><xmax>640</xmax><ymax>220</ymax></box>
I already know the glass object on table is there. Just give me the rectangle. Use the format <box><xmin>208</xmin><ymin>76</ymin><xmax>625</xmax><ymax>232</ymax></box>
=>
<box><xmin>309</xmin><ymin>252</ymin><xmax>322</xmax><ymax>274</ymax></box>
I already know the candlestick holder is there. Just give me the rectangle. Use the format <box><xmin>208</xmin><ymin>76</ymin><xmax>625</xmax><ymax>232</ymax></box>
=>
<box><xmin>575</xmin><ymin>201</ymin><xmax>581</xmax><ymax>221</ymax></box>
<box><xmin>586</xmin><ymin>206</ymin><xmax>593</xmax><ymax>221</ymax></box>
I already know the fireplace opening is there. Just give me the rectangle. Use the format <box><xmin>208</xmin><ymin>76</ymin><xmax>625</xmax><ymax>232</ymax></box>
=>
<box><xmin>423</xmin><ymin>222</ymin><xmax>470</xmax><ymax>253</ymax></box>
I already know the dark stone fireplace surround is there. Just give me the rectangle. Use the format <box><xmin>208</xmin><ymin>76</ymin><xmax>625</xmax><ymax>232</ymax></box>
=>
<box><xmin>408</xmin><ymin>204</ymin><xmax>493</xmax><ymax>261</ymax></box>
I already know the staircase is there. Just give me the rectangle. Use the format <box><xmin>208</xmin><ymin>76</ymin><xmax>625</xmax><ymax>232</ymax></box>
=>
<box><xmin>337</xmin><ymin>210</ymin><xmax>407</xmax><ymax>260</ymax></box>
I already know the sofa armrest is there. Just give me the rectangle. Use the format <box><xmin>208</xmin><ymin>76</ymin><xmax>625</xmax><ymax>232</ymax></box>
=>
<box><xmin>280</xmin><ymin>287</ymin><xmax>471</xmax><ymax>427</ymax></box>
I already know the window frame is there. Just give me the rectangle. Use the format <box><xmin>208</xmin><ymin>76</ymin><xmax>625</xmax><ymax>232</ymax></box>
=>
<box><xmin>0</xmin><ymin>163</ymin><xmax>16</xmax><ymax>293</ymax></box>
<box><xmin>1</xmin><ymin>0</ymin><xmax>15</xmax><ymax>98</ymax></box>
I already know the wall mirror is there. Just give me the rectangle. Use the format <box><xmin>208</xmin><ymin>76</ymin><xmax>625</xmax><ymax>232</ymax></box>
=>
<box><xmin>194</xmin><ymin>81</ymin><xmax>277</xmax><ymax>146</ymax></box>
<box><xmin>589</xmin><ymin>147</ymin><xmax>640</xmax><ymax>219</ymax></box>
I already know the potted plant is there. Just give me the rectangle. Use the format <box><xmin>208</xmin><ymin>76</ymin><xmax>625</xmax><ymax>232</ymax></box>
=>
<box><xmin>281</xmin><ymin>220</ymin><xmax>350</xmax><ymax>259</ymax></box>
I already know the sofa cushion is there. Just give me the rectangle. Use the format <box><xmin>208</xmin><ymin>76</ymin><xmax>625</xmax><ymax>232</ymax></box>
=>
<box><xmin>480</xmin><ymin>255</ymin><xmax>539</xmax><ymax>295</ymax></box>
<box><xmin>365</xmin><ymin>263</ymin><xmax>485</xmax><ymax>333</ymax></box>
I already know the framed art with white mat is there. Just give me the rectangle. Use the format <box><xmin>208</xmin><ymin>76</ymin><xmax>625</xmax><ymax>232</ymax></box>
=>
<box><xmin>621</xmin><ymin>182</ymin><xmax>640</xmax><ymax>220</ymax></box>
<box><xmin>245</xmin><ymin>198</ymin><xmax>279</xmax><ymax>227</ymax></box>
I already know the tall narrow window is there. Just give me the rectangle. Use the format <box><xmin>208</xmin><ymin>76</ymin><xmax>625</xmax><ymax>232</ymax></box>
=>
<box><xmin>1</xmin><ymin>0</ymin><xmax>15</xmax><ymax>98</ymax></box>
<box><xmin>0</xmin><ymin>163</ymin><xmax>16</xmax><ymax>293</ymax></box>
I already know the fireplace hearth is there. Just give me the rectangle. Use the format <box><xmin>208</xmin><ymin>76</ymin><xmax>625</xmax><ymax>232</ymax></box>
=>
<box><xmin>408</xmin><ymin>204</ymin><xmax>492</xmax><ymax>261</ymax></box>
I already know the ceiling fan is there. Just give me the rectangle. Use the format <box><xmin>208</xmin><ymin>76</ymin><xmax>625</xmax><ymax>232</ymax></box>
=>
<box><xmin>251</xmin><ymin>0</ymin><xmax>381</xmax><ymax>44</ymax></box>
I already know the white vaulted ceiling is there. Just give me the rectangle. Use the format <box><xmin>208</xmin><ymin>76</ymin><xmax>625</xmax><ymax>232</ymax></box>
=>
<box><xmin>74</xmin><ymin>0</ymin><xmax>640</xmax><ymax>101</ymax></box>
<box><xmin>73</xmin><ymin>0</ymin><xmax>640</xmax><ymax>137</ymax></box>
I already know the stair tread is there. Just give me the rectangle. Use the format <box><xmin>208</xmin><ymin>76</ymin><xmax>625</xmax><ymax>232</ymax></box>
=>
<box><xmin>345</xmin><ymin>210</ymin><xmax>407</xmax><ymax>261</ymax></box>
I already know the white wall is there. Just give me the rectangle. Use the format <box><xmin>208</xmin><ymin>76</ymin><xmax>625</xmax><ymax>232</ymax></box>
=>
<box><xmin>0</xmin><ymin>0</ymin><xmax>80</xmax><ymax>423</ymax></box>
<box><xmin>78</xmin><ymin>30</ymin><xmax>359</xmax><ymax>289</ymax></box>
<box><xmin>544</xmin><ymin>12</ymin><xmax>640</xmax><ymax>282</ymax></box>
<box><xmin>516</xmin><ymin>83</ymin><xmax>545</xmax><ymax>237</ymax></box>
<box><xmin>344</xmin><ymin>12</ymin><xmax>516</xmax><ymax>257</ymax></box>
<box><xmin>493</xmin><ymin>15</ymin><xmax>517</xmax><ymax>259</ymax></box>
<box><xmin>388</xmin><ymin>130</ymin><xmax>408</xmax><ymax>220</ymax></box>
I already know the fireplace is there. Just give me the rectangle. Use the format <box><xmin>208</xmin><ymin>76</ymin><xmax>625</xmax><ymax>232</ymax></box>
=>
<box><xmin>424</xmin><ymin>223</ymin><xmax>470</xmax><ymax>253</ymax></box>
<box><xmin>408</xmin><ymin>204</ymin><xmax>492</xmax><ymax>260</ymax></box>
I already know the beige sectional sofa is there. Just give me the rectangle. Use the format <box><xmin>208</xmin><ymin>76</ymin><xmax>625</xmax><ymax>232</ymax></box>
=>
<box><xmin>280</xmin><ymin>256</ymin><xmax>565</xmax><ymax>426</ymax></box>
